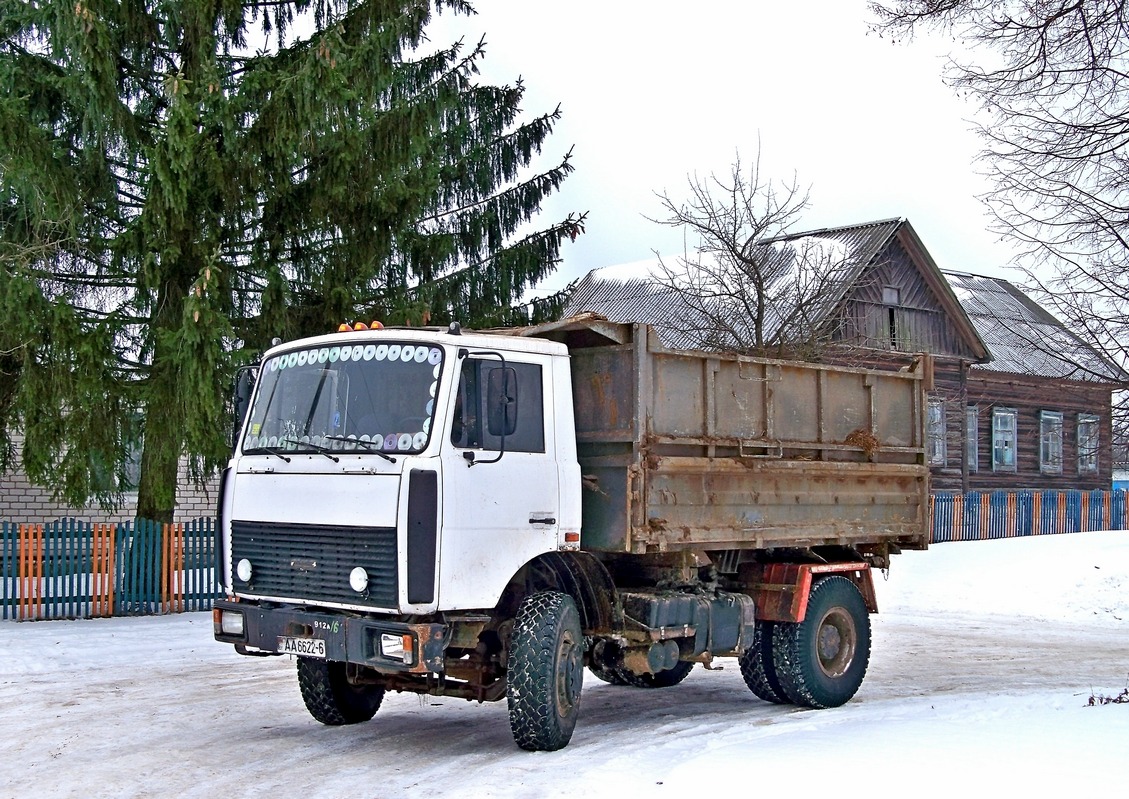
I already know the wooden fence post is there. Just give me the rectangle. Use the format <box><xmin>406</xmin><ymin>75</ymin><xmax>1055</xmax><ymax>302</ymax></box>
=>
<box><xmin>18</xmin><ymin>524</ymin><xmax>44</xmax><ymax>621</ymax></box>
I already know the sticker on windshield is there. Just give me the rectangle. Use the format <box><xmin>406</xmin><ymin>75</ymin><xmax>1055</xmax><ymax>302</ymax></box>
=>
<box><xmin>351</xmin><ymin>345</ymin><xmax>364</xmax><ymax>361</ymax></box>
<box><xmin>375</xmin><ymin>344</ymin><xmax>388</xmax><ymax>361</ymax></box>
<box><xmin>387</xmin><ymin>344</ymin><xmax>401</xmax><ymax>361</ymax></box>
<box><xmin>287</xmin><ymin>353</ymin><xmax>298</xmax><ymax>368</ymax></box>
<box><xmin>329</xmin><ymin>347</ymin><xmax>340</xmax><ymax>362</ymax></box>
<box><xmin>297</xmin><ymin>350</ymin><xmax>308</xmax><ymax>366</ymax></box>
<box><xmin>340</xmin><ymin>346</ymin><xmax>352</xmax><ymax>362</ymax></box>
<box><xmin>400</xmin><ymin>346</ymin><xmax>416</xmax><ymax>362</ymax></box>
<box><xmin>412</xmin><ymin>346</ymin><xmax>428</xmax><ymax>363</ymax></box>
<box><xmin>318</xmin><ymin>348</ymin><xmax>329</xmax><ymax>364</ymax></box>
<box><xmin>412</xmin><ymin>432</ymin><xmax>427</xmax><ymax>449</ymax></box>
<box><xmin>428</xmin><ymin>348</ymin><xmax>442</xmax><ymax>365</ymax></box>
<box><xmin>425</xmin><ymin>399</ymin><xmax>434</xmax><ymax>415</ymax></box>
<box><xmin>363</xmin><ymin>345</ymin><xmax>376</xmax><ymax>361</ymax></box>
<box><xmin>398</xmin><ymin>433</ymin><xmax>413</xmax><ymax>450</ymax></box>
<box><xmin>369</xmin><ymin>434</ymin><xmax>384</xmax><ymax>449</ymax></box>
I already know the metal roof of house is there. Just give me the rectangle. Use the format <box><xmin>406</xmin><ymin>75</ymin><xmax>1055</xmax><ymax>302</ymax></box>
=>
<box><xmin>564</xmin><ymin>263</ymin><xmax>705</xmax><ymax>350</ymax></box>
<box><xmin>564</xmin><ymin>218</ymin><xmax>908</xmax><ymax>351</ymax></box>
<box><xmin>943</xmin><ymin>270</ymin><xmax>1127</xmax><ymax>382</ymax></box>
<box><xmin>566</xmin><ymin>217</ymin><xmax>1123</xmax><ymax>382</ymax></box>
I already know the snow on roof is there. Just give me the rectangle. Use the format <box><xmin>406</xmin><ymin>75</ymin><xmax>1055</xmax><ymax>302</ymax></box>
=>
<box><xmin>589</xmin><ymin>257</ymin><xmax>666</xmax><ymax>283</ymax></box>
<box><xmin>770</xmin><ymin>235</ymin><xmax>852</xmax><ymax>267</ymax></box>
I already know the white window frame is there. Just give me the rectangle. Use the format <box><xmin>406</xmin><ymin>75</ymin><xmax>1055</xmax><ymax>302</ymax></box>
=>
<box><xmin>992</xmin><ymin>407</ymin><xmax>1017</xmax><ymax>473</ymax></box>
<box><xmin>1040</xmin><ymin>410</ymin><xmax>1064</xmax><ymax>475</ymax></box>
<box><xmin>966</xmin><ymin>405</ymin><xmax>979</xmax><ymax>473</ymax></box>
<box><xmin>927</xmin><ymin>398</ymin><xmax>946</xmax><ymax>466</ymax></box>
<box><xmin>1078</xmin><ymin>413</ymin><xmax>1100</xmax><ymax>474</ymax></box>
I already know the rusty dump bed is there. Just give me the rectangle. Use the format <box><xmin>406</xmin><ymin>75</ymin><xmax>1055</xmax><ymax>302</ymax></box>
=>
<box><xmin>519</xmin><ymin>316</ymin><xmax>930</xmax><ymax>556</ymax></box>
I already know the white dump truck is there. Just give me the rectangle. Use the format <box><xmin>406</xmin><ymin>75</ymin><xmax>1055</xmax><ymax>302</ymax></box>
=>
<box><xmin>213</xmin><ymin>315</ymin><xmax>929</xmax><ymax>750</ymax></box>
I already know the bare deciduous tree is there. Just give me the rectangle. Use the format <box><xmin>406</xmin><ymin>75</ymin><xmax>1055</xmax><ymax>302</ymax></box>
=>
<box><xmin>870</xmin><ymin>1</ymin><xmax>1129</xmax><ymax>428</ymax></box>
<box><xmin>649</xmin><ymin>152</ymin><xmax>853</xmax><ymax>358</ymax></box>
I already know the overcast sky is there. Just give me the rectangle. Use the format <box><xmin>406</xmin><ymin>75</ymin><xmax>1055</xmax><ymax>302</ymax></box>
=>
<box><xmin>429</xmin><ymin>1</ymin><xmax>1023</xmax><ymax>297</ymax></box>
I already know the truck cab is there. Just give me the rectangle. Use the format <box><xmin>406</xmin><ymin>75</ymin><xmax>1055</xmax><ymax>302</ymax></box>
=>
<box><xmin>217</xmin><ymin>325</ymin><xmax>580</xmax><ymax>616</ymax></box>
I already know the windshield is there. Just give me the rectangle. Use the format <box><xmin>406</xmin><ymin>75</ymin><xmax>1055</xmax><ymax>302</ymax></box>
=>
<box><xmin>241</xmin><ymin>340</ymin><xmax>444</xmax><ymax>456</ymax></box>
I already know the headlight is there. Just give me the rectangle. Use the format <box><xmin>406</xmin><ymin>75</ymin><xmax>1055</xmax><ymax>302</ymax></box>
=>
<box><xmin>236</xmin><ymin>558</ymin><xmax>253</xmax><ymax>582</ymax></box>
<box><xmin>220</xmin><ymin>610</ymin><xmax>245</xmax><ymax>636</ymax></box>
<box><xmin>349</xmin><ymin>567</ymin><xmax>369</xmax><ymax>593</ymax></box>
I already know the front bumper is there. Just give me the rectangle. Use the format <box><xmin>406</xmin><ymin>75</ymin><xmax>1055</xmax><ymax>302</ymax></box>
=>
<box><xmin>213</xmin><ymin>600</ymin><xmax>447</xmax><ymax>674</ymax></box>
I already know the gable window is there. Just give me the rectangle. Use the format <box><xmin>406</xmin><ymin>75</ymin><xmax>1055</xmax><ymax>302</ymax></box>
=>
<box><xmin>927</xmin><ymin>399</ymin><xmax>946</xmax><ymax>466</ymax></box>
<box><xmin>1039</xmin><ymin>411</ymin><xmax>1064</xmax><ymax>474</ymax></box>
<box><xmin>966</xmin><ymin>405</ymin><xmax>979</xmax><ymax>472</ymax></box>
<box><xmin>992</xmin><ymin>407</ymin><xmax>1017</xmax><ymax>472</ymax></box>
<box><xmin>883</xmin><ymin>286</ymin><xmax>901</xmax><ymax>348</ymax></box>
<box><xmin>1078</xmin><ymin>414</ymin><xmax>1099</xmax><ymax>474</ymax></box>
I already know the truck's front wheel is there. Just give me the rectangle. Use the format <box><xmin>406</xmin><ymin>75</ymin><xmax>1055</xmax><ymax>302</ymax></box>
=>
<box><xmin>297</xmin><ymin>658</ymin><xmax>384</xmax><ymax>725</ymax></box>
<box><xmin>771</xmin><ymin>576</ymin><xmax>871</xmax><ymax>708</ymax></box>
<box><xmin>507</xmin><ymin>591</ymin><xmax>585</xmax><ymax>751</ymax></box>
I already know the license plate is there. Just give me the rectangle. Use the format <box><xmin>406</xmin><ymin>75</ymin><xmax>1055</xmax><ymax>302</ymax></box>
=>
<box><xmin>278</xmin><ymin>636</ymin><xmax>326</xmax><ymax>658</ymax></box>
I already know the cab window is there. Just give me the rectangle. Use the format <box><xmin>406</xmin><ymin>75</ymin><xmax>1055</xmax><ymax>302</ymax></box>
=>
<box><xmin>451</xmin><ymin>358</ymin><xmax>544</xmax><ymax>453</ymax></box>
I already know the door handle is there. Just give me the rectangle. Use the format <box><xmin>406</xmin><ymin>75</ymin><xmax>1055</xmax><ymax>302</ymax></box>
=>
<box><xmin>529</xmin><ymin>516</ymin><xmax>557</xmax><ymax>526</ymax></box>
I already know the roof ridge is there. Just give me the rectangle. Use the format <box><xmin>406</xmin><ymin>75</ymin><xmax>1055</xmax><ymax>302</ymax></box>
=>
<box><xmin>759</xmin><ymin>216</ymin><xmax>905</xmax><ymax>245</ymax></box>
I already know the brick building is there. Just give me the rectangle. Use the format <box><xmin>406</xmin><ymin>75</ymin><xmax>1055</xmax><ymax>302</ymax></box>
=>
<box><xmin>0</xmin><ymin>433</ymin><xmax>217</xmax><ymax>524</ymax></box>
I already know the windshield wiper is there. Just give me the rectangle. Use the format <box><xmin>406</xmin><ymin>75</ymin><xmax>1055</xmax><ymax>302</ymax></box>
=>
<box><xmin>249</xmin><ymin>446</ymin><xmax>291</xmax><ymax>463</ymax></box>
<box><xmin>323</xmin><ymin>435</ymin><xmax>397</xmax><ymax>463</ymax></box>
<box><xmin>283</xmin><ymin>437</ymin><xmax>340</xmax><ymax>462</ymax></box>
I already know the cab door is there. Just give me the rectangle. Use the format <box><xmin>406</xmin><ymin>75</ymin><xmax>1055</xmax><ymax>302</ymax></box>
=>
<box><xmin>437</xmin><ymin>352</ymin><xmax>559</xmax><ymax>610</ymax></box>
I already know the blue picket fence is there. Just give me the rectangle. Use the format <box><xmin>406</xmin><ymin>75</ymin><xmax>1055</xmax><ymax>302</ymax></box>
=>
<box><xmin>931</xmin><ymin>489</ymin><xmax>1127</xmax><ymax>543</ymax></box>
<box><xmin>0</xmin><ymin>518</ymin><xmax>220</xmax><ymax>620</ymax></box>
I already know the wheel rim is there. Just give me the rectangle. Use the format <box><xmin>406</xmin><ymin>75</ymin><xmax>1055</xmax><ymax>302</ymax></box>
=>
<box><xmin>556</xmin><ymin>629</ymin><xmax>583</xmax><ymax>717</ymax></box>
<box><xmin>815</xmin><ymin>607</ymin><xmax>856</xmax><ymax>678</ymax></box>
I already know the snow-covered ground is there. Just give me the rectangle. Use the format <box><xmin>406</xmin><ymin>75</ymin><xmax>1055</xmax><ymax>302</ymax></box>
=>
<box><xmin>2</xmin><ymin>531</ymin><xmax>1127</xmax><ymax>798</ymax></box>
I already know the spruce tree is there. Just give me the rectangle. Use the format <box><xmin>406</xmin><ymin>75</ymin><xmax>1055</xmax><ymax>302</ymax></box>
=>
<box><xmin>0</xmin><ymin>1</ymin><xmax>582</xmax><ymax>521</ymax></box>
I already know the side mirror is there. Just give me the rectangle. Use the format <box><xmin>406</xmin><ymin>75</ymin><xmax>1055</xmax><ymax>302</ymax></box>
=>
<box><xmin>232</xmin><ymin>365</ymin><xmax>257</xmax><ymax>448</ymax></box>
<box><xmin>486</xmin><ymin>366</ymin><xmax>518</xmax><ymax>437</ymax></box>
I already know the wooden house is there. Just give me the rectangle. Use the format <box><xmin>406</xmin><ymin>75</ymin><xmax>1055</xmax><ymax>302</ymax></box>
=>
<box><xmin>564</xmin><ymin>218</ymin><xmax>1127</xmax><ymax>491</ymax></box>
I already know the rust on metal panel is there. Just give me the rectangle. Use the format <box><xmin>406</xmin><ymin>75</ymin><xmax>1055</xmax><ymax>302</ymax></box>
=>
<box><xmin>588</xmin><ymin>370</ymin><xmax>616</xmax><ymax>429</ymax></box>
<box><xmin>628</xmin><ymin>454</ymin><xmax>929</xmax><ymax>553</ymax></box>
<box><xmin>568</xmin><ymin>319</ymin><xmax>929</xmax><ymax>556</ymax></box>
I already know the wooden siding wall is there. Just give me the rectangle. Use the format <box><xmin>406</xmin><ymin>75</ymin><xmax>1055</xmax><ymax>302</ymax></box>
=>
<box><xmin>930</xmin><ymin>366</ymin><xmax>1114</xmax><ymax>492</ymax></box>
<box><xmin>834</xmin><ymin>240</ymin><xmax>981</xmax><ymax>360</ymax></box>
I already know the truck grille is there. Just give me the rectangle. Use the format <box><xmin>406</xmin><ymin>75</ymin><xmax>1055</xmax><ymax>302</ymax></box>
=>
<box><xmin>231</xmin><ymin>520</ymin><xmax>397</xmax><ymax>609</ymax></box>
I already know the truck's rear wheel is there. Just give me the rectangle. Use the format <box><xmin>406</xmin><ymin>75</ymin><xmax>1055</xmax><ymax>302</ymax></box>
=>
<box><xmin>771</xmin><ymin>576</ymin><xmax>871</xmax><ymax>708</ymax></box>
<box><xmin>507</xmin><ymin>591</ymin><xmax>585</xmax><ymax>751</ymax></box>
<box><xmin>297</xmin><ymin>657</ymin><xmax>384</xmax><ymax>725</ymax></box>
<box><xmin>738</xmin><ymin>620</ymin><xmax>789</xmax><ymax>704</ymax></box>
